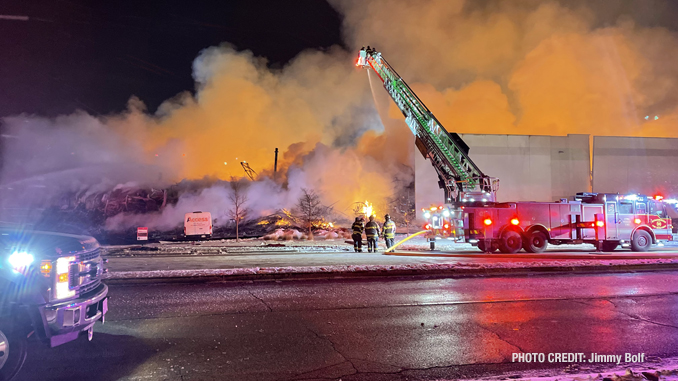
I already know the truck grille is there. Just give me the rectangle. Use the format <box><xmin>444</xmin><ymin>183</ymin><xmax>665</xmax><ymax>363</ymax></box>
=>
<box><xmin>75</xmin><ymin>248</ymin><xmax>101</xmax><ymax>262</ymax></box>
<box><xmin>68</xmin><ymin>248</ymin><xmax>103</xmax><ymax>293</ymax></box>
<box><xmin>78</xmin><ymin>279</ymin><xmax>101</xmax><ymax>296</ymax></box>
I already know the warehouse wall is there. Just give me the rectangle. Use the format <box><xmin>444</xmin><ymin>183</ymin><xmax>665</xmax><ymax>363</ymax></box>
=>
<box><xmin>415</xmin><ymin>134</ymin><xmax>591</xmax><ymax>218</ymax></box>
<box><xmin>593</xmin><ymin>136</ymin><xmax>678</xmax><ymax>196</ymax></box>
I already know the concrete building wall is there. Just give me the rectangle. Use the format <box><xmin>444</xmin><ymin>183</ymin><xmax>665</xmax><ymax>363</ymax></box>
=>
<box><xmin>415</xmin><ymin>134</ymin><xmax>591</xmax><ymax>218</ymax></box>
<box><xmin>593</xmin><ymin>136</ymin><xmax>678</xmax><ymax>196</ymax></box>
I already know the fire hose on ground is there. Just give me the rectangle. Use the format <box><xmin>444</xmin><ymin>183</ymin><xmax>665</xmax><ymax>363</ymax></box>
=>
<box><xmin>384</xmin><ymin>230</ymin><xmax>429</xmax><ymax>253</ymax></box>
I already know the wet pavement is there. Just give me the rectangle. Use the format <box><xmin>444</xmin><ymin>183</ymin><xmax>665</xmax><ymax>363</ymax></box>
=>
<box><xmin>15</xmin><ymin>271</ymin><xmax>678</xmax><ymax>380</ymax></box>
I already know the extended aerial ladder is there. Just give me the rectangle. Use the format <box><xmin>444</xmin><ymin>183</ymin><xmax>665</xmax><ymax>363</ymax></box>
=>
<box><xmin>241</xmin><ymin>161</ymin><xmax>257</xmax><ymax>181</ymax></box>
<box><xmin>357</xmin><ymin>47</ymin><xmax>498</xmax><ymax>203</ymax></box>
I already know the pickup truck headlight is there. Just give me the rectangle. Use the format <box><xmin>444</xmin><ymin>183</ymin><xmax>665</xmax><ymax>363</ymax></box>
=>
<box><xmin>54</xmin><ymin>256</ymin><xmax>75</xmax><ymax>301</ymax></box>
<box><xmin>8</xmin><ymin>251</ymin><xmax>34</xmax><ymax>273</ymax></box>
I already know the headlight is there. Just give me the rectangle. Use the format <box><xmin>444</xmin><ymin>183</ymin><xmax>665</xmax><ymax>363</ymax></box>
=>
<box><xmin>8</xmin><ymin>252</ymin><xmax>34</xmax><ymax>273</ymax></box>
<box><xmin>443</xmin><ymin>210</ymin><xmax>450</xmax><ymax>217</ymax></box>
<box><xmin>424</xmin><ymin>212</ymin><xmax>431</xmax><ymax>219</ymax></box>
<box><xmin>54</xmin><ymin>256</ymin><xmax>75</xmax><ymax>301</ymax></box>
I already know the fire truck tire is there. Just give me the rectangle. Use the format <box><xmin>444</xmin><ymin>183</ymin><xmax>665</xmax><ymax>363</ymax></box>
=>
<box><xmin>523</xmin><ymin>231</ymin><xmax>548</xmax><ymax>253</ymax></box>
<box><xmin>631</xmin><ymin>230</ymin><xmax>652</xmax><ymax>252</ymax></box>
<box><xmin>499</xmin><ymin>230</ymin><xmax>522</xmax><ymax>254</ymax></box>
<box><xmin>601</xmin><ymin>241</ymin><xmax>619</xmax><ymax>252</ymax></box>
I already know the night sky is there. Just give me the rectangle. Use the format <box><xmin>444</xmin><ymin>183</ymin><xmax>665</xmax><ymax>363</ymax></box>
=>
<box><xmin>0</xmin><ymin>0</ymin><xmax>342</xmax><ymax>117</ymax></box>
<box><xmin>3</xmin><ymin>0</ymin><xmax>678</xmax><ymax>118</ymax></box>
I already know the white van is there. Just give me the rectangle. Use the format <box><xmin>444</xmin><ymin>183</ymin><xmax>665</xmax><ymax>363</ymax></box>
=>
<box><xmin>184</xmin><ymin>211</ymin><xmax>213</xmax><ymax>239</ymax></box>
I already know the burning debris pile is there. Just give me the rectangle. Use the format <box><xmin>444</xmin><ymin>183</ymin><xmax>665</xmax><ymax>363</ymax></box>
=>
<box><xmin>24</xmin><ymin>180</ymin><xmax>359</xmax><ymax>244</ymax></box>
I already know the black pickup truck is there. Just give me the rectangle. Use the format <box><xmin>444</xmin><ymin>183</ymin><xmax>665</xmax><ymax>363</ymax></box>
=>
<box><xmin>0</xmin><ymin>228</ymin><xmax>108</xmax><ymax>380</ymax></box>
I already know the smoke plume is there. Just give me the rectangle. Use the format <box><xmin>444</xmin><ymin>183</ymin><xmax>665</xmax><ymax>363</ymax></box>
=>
<box><xmin>3</xmin><ymin>0</ymin><xmax>678</xmax><ymax>231</ymax></box>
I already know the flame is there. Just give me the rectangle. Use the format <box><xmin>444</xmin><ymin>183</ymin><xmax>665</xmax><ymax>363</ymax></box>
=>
<box><xmin>257</xmin><ymin>220</ymin><xmax>270</xmax><ymax>225</ymax></box>
<box><xmin>362</xmin><ymin>200</ymin><xmax>375</xmax><ymax>219</ymax></box>
<box><xmin>312</xmin><ymin>220</ymin><xmax>336</xmax><ymax>229</ymax></box>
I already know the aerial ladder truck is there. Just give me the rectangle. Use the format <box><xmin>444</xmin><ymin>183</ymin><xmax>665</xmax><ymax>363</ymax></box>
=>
<box><xmin>357</xmin><ymin>47</ymin><xmax>673</xmax><ymax>252</ymax></box>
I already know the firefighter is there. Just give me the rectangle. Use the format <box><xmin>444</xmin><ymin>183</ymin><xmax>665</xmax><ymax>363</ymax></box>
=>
<box><xmin>382</xmin><ymin>214</ymin><xmax>396</xmax><ymax>249</ymax></box>
<box><xmin>365</xmin><ymin>215</ymin><xmax>381</xmax><ymax>253</ymax></box>
<box><xmin>351</xmin><ymin>217</ymin><xmax>364</xmax><ymax>252</ymax></box>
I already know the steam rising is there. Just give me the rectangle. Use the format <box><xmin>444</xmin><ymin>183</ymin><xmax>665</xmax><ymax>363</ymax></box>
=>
<box><xmin>3</xmin><ymin>0</ymin><xmax>678</xmax><ymax>231</ymax></box>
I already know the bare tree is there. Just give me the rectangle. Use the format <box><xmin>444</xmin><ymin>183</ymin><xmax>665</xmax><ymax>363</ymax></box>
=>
<box><xmin>294</xmin><ymin>188</ymin><xmax>330</xmax><ymax>240</ymax></box>
<box><xmin>228</xmin><ymin>177</ymin><xmax>249</xmax><ymax>242</ymax></box>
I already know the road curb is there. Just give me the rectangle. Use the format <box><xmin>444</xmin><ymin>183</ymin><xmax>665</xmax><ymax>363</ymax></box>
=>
<box><xmin>103</xmin><ymin>262</ymin><xmax>678</xmax><ymax>283</ymax></box>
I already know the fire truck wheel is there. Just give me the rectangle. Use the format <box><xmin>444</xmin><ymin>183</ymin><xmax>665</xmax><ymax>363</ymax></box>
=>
<box><xmin>499</xmin><ymin>230</ymin><xmax>522</xmax><ymax>254</ymax></box>
<box><xmin>631</xmin><ymin>230</ymin><xmax>652</xmax><ymax>252</ymax></box>
<box><xmin>523</xmin><ymin>231</ymin><xmax>548</xmax><ymax>253</ymax></box>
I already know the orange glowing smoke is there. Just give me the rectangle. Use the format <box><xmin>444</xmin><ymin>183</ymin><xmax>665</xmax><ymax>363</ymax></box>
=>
<box><xmin>337</xmin><ymin>0</ymin><xmax>678</xmax><ymax>140</ymax></box>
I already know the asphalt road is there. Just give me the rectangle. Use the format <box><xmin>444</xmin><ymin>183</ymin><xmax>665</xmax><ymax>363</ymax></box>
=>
<box><xmin>15</xmin><ymin>272</ymin><xmax>678</xmax><ymax>381</ymax></box>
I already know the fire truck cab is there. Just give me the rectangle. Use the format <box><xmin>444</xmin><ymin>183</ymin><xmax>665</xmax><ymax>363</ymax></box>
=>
<box><xmin>427</xmin><ymin>193</ymin><xmax>673</xmax><ymax>253</ymax></box>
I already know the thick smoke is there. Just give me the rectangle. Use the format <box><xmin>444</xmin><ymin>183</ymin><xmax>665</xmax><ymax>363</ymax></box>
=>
<box><xmin>333</xmin><ymin>0</ymin><xmax>678</xmax><ymax>137</ymax></box>
<box><xmin>0</xmin><ymin>44</ymin><xmax>409</xmax><ymax>231</ymax></box>
<box><xmin>4</xmin><ymin>0</ymin><xmax>678</xmax><ymax>231</ymax></box>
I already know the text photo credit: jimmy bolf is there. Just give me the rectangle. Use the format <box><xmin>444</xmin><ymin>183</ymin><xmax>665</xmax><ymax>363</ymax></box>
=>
<box><xmin>512</xmin><ymin>353</ymin><xmax>646</xmax><ymax>365</ymax></box>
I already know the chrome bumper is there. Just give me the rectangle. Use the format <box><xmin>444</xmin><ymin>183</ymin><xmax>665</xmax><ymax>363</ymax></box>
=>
<box><xmin>42</xmin><ymin>283</ymin><xmax>109</xmax><ymax>347</ymax></box>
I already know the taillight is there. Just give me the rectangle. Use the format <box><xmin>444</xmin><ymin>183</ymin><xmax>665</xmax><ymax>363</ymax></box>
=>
<box><xmin>483</xmin><ymin>218</ymin><xmax>492</xmax><ymax>226</ymax></box>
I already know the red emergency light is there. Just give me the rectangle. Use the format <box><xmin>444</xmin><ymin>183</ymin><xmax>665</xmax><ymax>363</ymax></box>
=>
<box><xmin>510</xmin><ymin>218</ymin><xmax>520</xmax><ymax>226</ymax></box>
<box><xmin>444</xmin><ymin>224</ymin><xmax>450</xmax><ymax>229</ymax></box>
<box><xmin>655</xmin><ymin>195</ymin><xmax>664</xmax><ymax>201</ymax></box>
<box><xmin>595</xmin><ymin>221</ymin><xmax>605</xmax><ymax>227</ymax></box>
<box><xmin>634</xmin><ymin>218</ymin><xmax>641</xmax><ymax>224</ymax></box>
<box><xmin>483</xmin><ymin>218</ymin><xmax>492</xmax><ymax>226</ymax></box>
<box><xmin>424</xmin><ymin>224</ymin><xmax>431</xmax><ymax>230</ymax></box>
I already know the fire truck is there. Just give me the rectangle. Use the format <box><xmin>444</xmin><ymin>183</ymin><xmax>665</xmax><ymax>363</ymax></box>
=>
<box><xmin>356</xmin><ymin>47</ymin><xmax>673</xmax><ymax>252</ymax></box>
<box><xmin>462</xmin><ymin>193</ymin><xmax>673</xmax><ymax>253</ymax></box>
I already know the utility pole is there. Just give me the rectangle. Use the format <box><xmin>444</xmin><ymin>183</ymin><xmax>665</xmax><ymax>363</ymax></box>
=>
<box><xmin>274</xmin><ymin>148</ymin><xmax>279</xmax><ymax>175</ymax></box>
